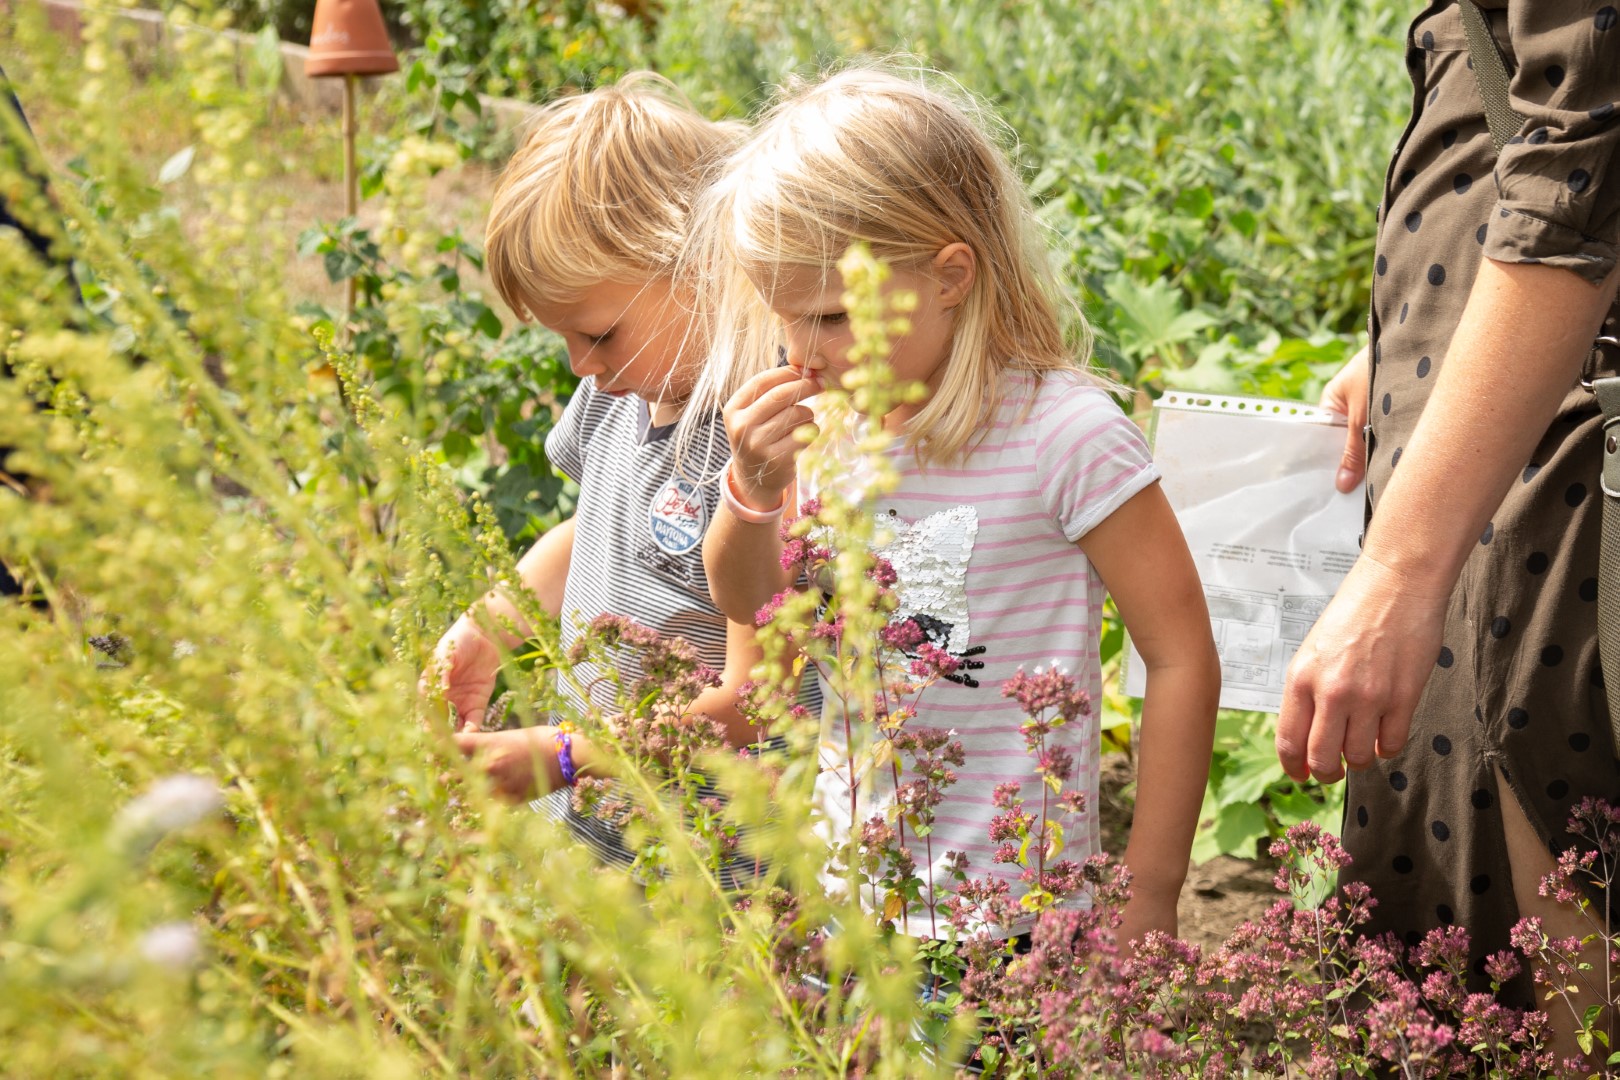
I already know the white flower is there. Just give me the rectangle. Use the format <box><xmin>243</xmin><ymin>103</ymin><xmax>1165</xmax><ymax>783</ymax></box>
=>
<box><xmin>171</xmin><ymin>639</ymin><xmax>198</xmax><ymax>658</ymax></box>
<box><xmin>518</xmin><ymin>999</ymin><xmax>542</xmax><ymax>1029</ymax></box>
<box><xmin>116</xmin><ymin>774</ymin><xmax>224</xmax><ymax>843</ymax></box>
<box><xmin>138</xmin><ymin>922</ymin><xmax>202</xmax><ymax>971</ymax></box>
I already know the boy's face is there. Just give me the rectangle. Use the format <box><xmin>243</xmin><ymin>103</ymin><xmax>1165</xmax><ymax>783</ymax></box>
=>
<box><xmin>529</xmin><ymin>278</ymin><xmax>696</xmax><ymax>409</ymax></box>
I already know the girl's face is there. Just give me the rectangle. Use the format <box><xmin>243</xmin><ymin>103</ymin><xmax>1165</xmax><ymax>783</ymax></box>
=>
<box><xmin>760</xmin><ymin>245</ymin><xmax>974</xmax><ymax>405</ymax></box>
<box><xmin>529</xmin><ymin>278</ymin><xmax>697</xmax><ymax>410</ymax></box>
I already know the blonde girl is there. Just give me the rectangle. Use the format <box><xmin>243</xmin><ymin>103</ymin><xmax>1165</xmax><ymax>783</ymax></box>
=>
<box><xmin>695</xmin><ymin>68</ymin><xmax>1220</xmax><ymax>944</ymax></box>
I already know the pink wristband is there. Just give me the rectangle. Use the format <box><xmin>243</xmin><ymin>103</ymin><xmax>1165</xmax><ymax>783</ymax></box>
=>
<box><xmin>723</xmin><ymin>462</ymin><xmax>787</xmax><ymax>525</ymax></box>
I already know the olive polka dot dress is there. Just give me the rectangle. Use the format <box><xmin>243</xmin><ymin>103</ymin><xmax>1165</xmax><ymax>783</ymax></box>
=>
<box><xmin>1345</xmin><ymin>0</ymin><xmax>1620</xmax><ymax>1003</ymax></box>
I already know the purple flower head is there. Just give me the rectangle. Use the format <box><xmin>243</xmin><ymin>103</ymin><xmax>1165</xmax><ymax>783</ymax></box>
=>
<box><xmin>1035</xmin><ymin>746</ymin><xmax>1075</xmax><ymax>784</ymax></box>
<box><xmin>868</xmin><ymin>555</ymin><xmax>898</xmax><ymax>589</ymax></box>
<box><xmin>877</xmin><ymin>617</ymin><xmax>926</xmax><ymax>652</ymax></box>
<box><xmin>1002</xmin><ymin>666</ymin><xmax>1091</xmax><ymax>724</ymax></box>
<box><xmin>754</xmin><ymin>591</ymin><xmax>789</xmax><ymax>628</ymax></box>
<box><xmin>909</xmin><ymin>642</ymin><xmax>960</xmax><ymax>679</ymax></box>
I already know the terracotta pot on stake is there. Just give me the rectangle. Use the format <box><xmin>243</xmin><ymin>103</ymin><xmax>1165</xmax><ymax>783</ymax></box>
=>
<box><xmin>304</xmin><ymin>0</ymin><xmax>398</xmax><ymax>321</ymax></box>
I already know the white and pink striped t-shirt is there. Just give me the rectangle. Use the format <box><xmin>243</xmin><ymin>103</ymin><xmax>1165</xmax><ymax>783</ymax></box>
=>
<box><xmin>808</xmin><ymin>369</ymin><xmax>1159</xmax><ymax>938</ymax></box>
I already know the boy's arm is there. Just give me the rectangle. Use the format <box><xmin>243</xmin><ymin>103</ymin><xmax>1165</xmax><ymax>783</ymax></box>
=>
<box><xmin>455</xmin><ymin>618</ymin><xmax>773</xmax><ymax>802</ymax></box>
<box><xmin>1078</xmin><ymin>482</ymin><xmax>1220</xmax><ymax>945</ymax></box>
<box><xmin>485</xmin><ymin>514</ymin><xmax>578</xmax><ymax>637</ymax></box>
<box><xmin>684</xmin><ymin>618</ymin><xmax>769</xmax><ymax>748</ymax></box>
<box><xmin>428</xmin><ymin>516</ymin><xmax>577</xmax><ymax>730</ymax></box>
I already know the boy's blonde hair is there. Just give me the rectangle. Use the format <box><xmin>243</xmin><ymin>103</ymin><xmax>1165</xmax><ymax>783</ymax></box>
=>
<box><xmin>688</xmin><ymin>66</ymin><xmax>1090</xmax><ymax>465</ymax></box>
<box><xmin>487</xmin><ymin>72</ymin><xmax>741</xmax><ymax>319</ymax></box>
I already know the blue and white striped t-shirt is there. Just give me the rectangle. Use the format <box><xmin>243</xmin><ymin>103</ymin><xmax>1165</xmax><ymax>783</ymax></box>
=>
<box><xmin>530</xmin><ymin>377</ymin><xmax>785</xmax><ymax>889</ymax></box>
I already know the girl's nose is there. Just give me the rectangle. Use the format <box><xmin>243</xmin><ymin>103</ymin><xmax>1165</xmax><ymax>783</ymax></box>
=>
<box><xmin>784</xmin><ymin>331</ymin><xmax>816</xmax><ymax>372</ymax></box>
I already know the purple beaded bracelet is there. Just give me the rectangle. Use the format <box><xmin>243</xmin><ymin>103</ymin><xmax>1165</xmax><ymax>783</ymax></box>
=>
<box><xmin>554</xmin><ymin>724</ymin><xmax>578</xmax><ymax>787</ymax></box>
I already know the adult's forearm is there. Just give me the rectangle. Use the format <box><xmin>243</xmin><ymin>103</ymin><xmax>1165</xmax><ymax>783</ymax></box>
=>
<box><xmin>1363</xmin><ymin>260</ymin><xmax>1617</xmax><ymax>595</ymax></box>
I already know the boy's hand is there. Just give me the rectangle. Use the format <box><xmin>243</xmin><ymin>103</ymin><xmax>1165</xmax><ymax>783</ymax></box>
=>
<box><xmin>723</xmin><ymin>364</ymin><xmax>823</xmax><ymax>509</ymax></box>
<box><xmin>423</xmin><ymin>615</ymin><xmax>501</xmax><ymax>731</ymax></box>
<box><xmin>454</xmin><ymin>727</ymin><xmax>564</xmax><ymax>801</ymax></box>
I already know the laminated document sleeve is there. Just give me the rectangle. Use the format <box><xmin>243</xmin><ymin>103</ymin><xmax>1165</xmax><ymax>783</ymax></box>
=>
<box><xmin>1122</xmin><ymin>392</ymin><xmax>1363</xmax><ymax>714</ymax></box>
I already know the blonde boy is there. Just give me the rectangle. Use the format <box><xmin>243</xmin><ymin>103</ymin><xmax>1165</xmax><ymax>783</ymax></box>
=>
<box><xmin>429</xmin><ymin>75</ymin><xmax>766</xmax><ymax>881</ymax></box>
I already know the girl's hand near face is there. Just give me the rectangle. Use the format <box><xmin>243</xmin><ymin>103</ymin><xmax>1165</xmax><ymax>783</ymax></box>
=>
<box><xmin>722</xmin><ymin>363</ymin><xmax>823</xmax><ymax>509</ymax></box>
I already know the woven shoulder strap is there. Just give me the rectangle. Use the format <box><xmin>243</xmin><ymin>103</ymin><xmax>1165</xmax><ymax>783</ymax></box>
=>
<box><xmin>1458</xmin><ymin>0</ymin><xmax>1526</xmax><ymax>152</ymax></box>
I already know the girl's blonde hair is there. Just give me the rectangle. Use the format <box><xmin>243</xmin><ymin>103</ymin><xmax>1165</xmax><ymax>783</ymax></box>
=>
<box><xmin>487</xmin><ymin>72</ymin><xmax>742</xmax><ymax>319</ymax></box>
<box><xmin>686</xmin><ymin>66</ymin><xmax>1091</xmax><ymax>465</ymax></box>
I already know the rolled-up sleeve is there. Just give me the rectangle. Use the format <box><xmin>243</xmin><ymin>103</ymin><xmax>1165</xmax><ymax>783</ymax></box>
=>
<box><xmin>1484</xmin><ymin>1</ymin><xmax>1620</xmax><ymax>284</ymax></box>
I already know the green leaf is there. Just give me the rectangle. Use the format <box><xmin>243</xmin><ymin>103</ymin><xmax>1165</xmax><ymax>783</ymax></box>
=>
<box><xmin>158</xmin><ymin>145</ymin><xmax>195</xmax><ymax>185</ymax></box>
<box><xmin>296</xmin><ymin>227</ymin><xmax>330</xmax><ymax>258</ymax></box>
<box><xmin>475</xmin><ymin>304</ymin><xmax>503</xmax><ymax>339</ymax></box>
<box><xmin>1162</xmin><ymin>339</ymin><xmax>1242</xmax><ymax>393</ymax></box>
<box><xmin>441</xmin><ymin>431</ymin><xmax>475</xmax><ymax>463</ymax></box>
<box><xmin>252</xmin><ymin>26</ymin><xmax>284</xmax><ymax>88</ymax></box>
<box><xmin>1209</xmin><ymin>801</ymin><xmax>1267</xmax><ymax>861</ymax></box>
<box><xmin>1173</xmin><ymin>185</ymin><xmax>1215</xmax><ymax>220</ymax></box>
<box><xmin>324</xmin><ymin>250</ymin><xmax>362</xmax><ymax>283</ymax></box>
<box><xmin>1213</xmin><ymin>737</ymin><xmax>1283</xmax><ymax>808</ymax></box>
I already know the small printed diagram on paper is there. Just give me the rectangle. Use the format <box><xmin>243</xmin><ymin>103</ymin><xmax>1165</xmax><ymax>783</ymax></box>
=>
<box><xmin>1122</xmin><ymin>392</ymin><xmax>1363</xmax><ymax>714</ymax></box>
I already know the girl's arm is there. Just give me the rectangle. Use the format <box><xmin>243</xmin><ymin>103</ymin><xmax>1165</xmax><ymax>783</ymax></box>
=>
<box><xmin>1080</xmin><ymin>482</ymin><xmax>1220</xmax><ymax>945</ymax></box>
<box><xmin>704</xmin><ymin>496</ymin><xmax>796</xmax><ymax>622</ymax></box>
<box><xmin>704</xmin><ymin>364</ymin><xmax>822</xmax><ymax>620</ymax></box>
<box><xmin>1277</xmin><ymin>259</ymin><xmax>1619</xmax><ymax>783</ymax></box>
<box><xmin>426</xmin><ymin>516</ymin><xmax>577</xmax><ymax>730</ymax></box>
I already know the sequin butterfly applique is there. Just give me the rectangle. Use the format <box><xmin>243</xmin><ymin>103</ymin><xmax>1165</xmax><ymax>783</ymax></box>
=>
<box><xmin>875</xmin><ymin>504</ymin><xmax>988</xmax><ymax>687</ymax></box>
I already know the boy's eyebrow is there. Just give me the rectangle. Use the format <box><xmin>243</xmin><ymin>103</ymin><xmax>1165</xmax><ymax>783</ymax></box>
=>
<box><xmin>546</xmin><ymin>299</ymin><xmax>629</xmax><ymax>334</ymax></box>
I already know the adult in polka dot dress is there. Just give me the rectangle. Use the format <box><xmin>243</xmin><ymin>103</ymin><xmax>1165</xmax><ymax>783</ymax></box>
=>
<box><xmin>1276</xmin><ymin>0</ymin><xmax>1620</xmax><ymax>1013</ymax></box>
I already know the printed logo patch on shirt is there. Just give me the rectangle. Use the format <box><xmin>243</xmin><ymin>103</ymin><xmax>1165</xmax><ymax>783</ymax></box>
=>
<box><xmin>648</xmin><ymin>477</ymin><xmax>707</xmax><ymax>555</ymax></box>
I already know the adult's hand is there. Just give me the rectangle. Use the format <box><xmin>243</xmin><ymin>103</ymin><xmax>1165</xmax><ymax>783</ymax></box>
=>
<box><xmin>1322</xmin><ymin>345</ymin><xmax>1370</xmax><ymax>494</ymax></box>
<box><xmin>1275</xmin><ymin>554</ymin><xmax>1448</xmax><ymax>783</ymax></box>
<box><xmin>421</xmin><ymin>615</ymin><xmax>502</xmax><ymax>732</ymax></box>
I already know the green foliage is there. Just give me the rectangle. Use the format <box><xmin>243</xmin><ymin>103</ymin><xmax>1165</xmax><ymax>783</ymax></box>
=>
<box><xmin>379</xmin><ymin>0</ymin><xmax>1406</xmax><ymax>377</ymax></box>
<box><xmin>294</xmin><ymin>213</ymin><xmax>578</xmax><ymax>544</ymax></box>
<box><xmin>1192</xmin><ymin>712</ymin><xmax>1345</xmax><ymax>864</ymax></box>
<box><xmin>0</xmin><ymin>14</ymin><xmax>904</xmax><ymax>1074</ymax></box>
<box><xmin>9</xmin><ymin>9</ymin><xmax>1591</xmax><ymax>1073</ymax></box>
<box><xmin>394</xmin><ymin>0</ymin><xmax>652</xmax><ymax>102</ymax></box>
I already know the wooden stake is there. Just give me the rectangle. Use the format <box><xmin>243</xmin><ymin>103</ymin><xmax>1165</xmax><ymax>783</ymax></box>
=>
<box><xmin>342</xmin><ymin>72</ymin><xmax>358</xmax><ymax>322</ymax></box>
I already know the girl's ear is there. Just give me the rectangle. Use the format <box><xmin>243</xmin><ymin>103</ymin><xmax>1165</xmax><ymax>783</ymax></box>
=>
<box><xmin>931</xmin><ymin>243</ymin><xmax>977</xmax><ymax>309</ymax></box>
